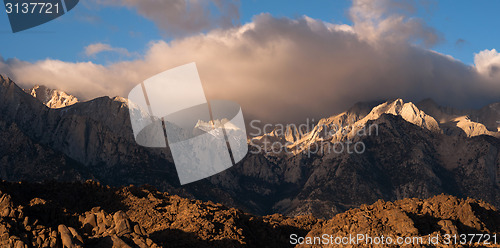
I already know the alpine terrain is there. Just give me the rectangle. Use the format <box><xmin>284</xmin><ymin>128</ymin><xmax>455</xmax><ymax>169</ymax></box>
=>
<box><xmin>0</xmin><ymin>75</ymin><xmax>499</xmax><ymax>247</ymax></box>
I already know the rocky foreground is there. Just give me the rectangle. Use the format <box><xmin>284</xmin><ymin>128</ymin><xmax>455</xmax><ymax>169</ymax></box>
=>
<box><xmin>0</xmin><ymin>181</ymin><xmax>498</xmax><ymax>248</ymax></box>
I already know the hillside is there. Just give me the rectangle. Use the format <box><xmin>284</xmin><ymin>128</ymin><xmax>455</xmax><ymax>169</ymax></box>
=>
<box><xmin>0</xmin><ymin>180</ymin><xmax>498</xmax><ymax>247</ymax></box>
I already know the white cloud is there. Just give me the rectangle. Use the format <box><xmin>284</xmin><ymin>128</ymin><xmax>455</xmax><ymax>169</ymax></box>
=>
<box><xmin>1</xmin><ymin>0</ymin><xmax>498</xmax><ymax>124</ymax></box>
<box><xmin>84</xmin><ymin>43</ymin><xmax>132</xmax><ymax>58</ymax></box>
<box><xmin>349</xmin><ymin>0</ymin><xmax>441</xmax><ymax>46</ymax></box>
<box><xmin>475</xmin><ymin>49</ymin><xmax>500</xmax><ymax>79</ymax></box>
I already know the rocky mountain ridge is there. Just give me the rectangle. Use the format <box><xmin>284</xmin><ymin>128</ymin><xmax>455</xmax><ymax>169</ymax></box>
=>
<box><xmin>251</xmin><ymin>98</ymin><xmax>499</xmax><ymax>156</ymax></box>
<box><xmin>0</xmin><ymin>75</ymin><xmax>499</xmax><ymax>221</ymax></box>
<box><xmin>24</xmin><ymin>85</ymin><xmax>78</xmax><ymax>109</ymax></box>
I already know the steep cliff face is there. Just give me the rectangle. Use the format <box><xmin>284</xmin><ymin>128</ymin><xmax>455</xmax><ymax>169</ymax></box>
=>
<box><xmin>0</xmin><ymin>75</ymin><xmax>499</xmax><ymax>220</ymax></box>
<box><xmin>0</xmin><ymin>75</ymin><xmax>179</xmax><ymax>189</ymax></box>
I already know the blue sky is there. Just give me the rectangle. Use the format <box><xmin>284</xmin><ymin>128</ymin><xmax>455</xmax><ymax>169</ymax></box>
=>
<box><xmin>0</xmin><ymin>0</ymin><xmax>498</xmax><ymax>65</ymax></box>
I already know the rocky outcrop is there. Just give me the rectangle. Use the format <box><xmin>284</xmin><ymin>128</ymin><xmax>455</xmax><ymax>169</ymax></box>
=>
<box><xmin>0</xmin><ymin>180</ymin><xmax>318</xmax><ymax>248</ymax></box>
<box><xmin>0</xmin><ymin>183</ymin><xmax>160</xmax><ymax>247</ymax></box>
<box><xmin>301</xmin><ymin>194</ymin><xmax>500</xmax><ymax>247</ymax></box>
<box><xmin>0</xmin><ymin>180</ymin><xmax>498</xmax><ymax>248</ymax></box>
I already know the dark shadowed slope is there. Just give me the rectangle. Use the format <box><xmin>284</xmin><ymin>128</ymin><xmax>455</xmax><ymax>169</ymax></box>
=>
<box><xmin>0</xmin><ymin>181</ymin><xmax>498</xmax><ymax>247</ymax></box>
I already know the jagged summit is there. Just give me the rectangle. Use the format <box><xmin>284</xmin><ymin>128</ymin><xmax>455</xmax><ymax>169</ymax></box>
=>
<box><xmin>24</xmin><ymin>85</ymin><xmax>78</xmax><ymax>109</ymax></box>
<box><xmin>417</xmin><ymin>98</ymin><xmax>500</xmax><ymax>137</ymax></box>
<box><xmin>252</xmin><ymin>98</ymin><xmax>500</xmax><ymax>155</ymax></box>
<box><xmin>8</xmin><ymin>76</ymin><xmax>498</xmax><ymax>139</ymax></box>
<box><xmin>356</xmin><ymin>98</ymin><xmax>440</xmax><ymax>131</ymax></box>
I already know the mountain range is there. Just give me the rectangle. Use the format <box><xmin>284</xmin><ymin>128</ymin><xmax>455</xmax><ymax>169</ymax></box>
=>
<box><xmin>0</xmin><ymin>74</ymin><xmax>499</xmax><ymax>220</ymax></box>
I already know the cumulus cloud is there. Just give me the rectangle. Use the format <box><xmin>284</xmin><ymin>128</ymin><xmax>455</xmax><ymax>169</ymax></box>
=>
<box><xmin>95</xmin><ymin>0</ymin><xmax>240</xmax><ymax>37</ymax></box>
<box><xmin>349</xmin><ymin>0</ymin><xmax>441</xmax><ymax>46</ymax></box>
<box><xmin>84</xmin><ymin>43</ymin><xmax>132</xmax><ymax>57</ymax></box>
<box><xmin>1</xmin><ymin>0</ymin><xmax>499</xmax><ymax>124</ymax></box>
<box><xmin>475</xmin><ymin>49</ymin><xmax>500</xmax><ymax>79</ymax></box>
